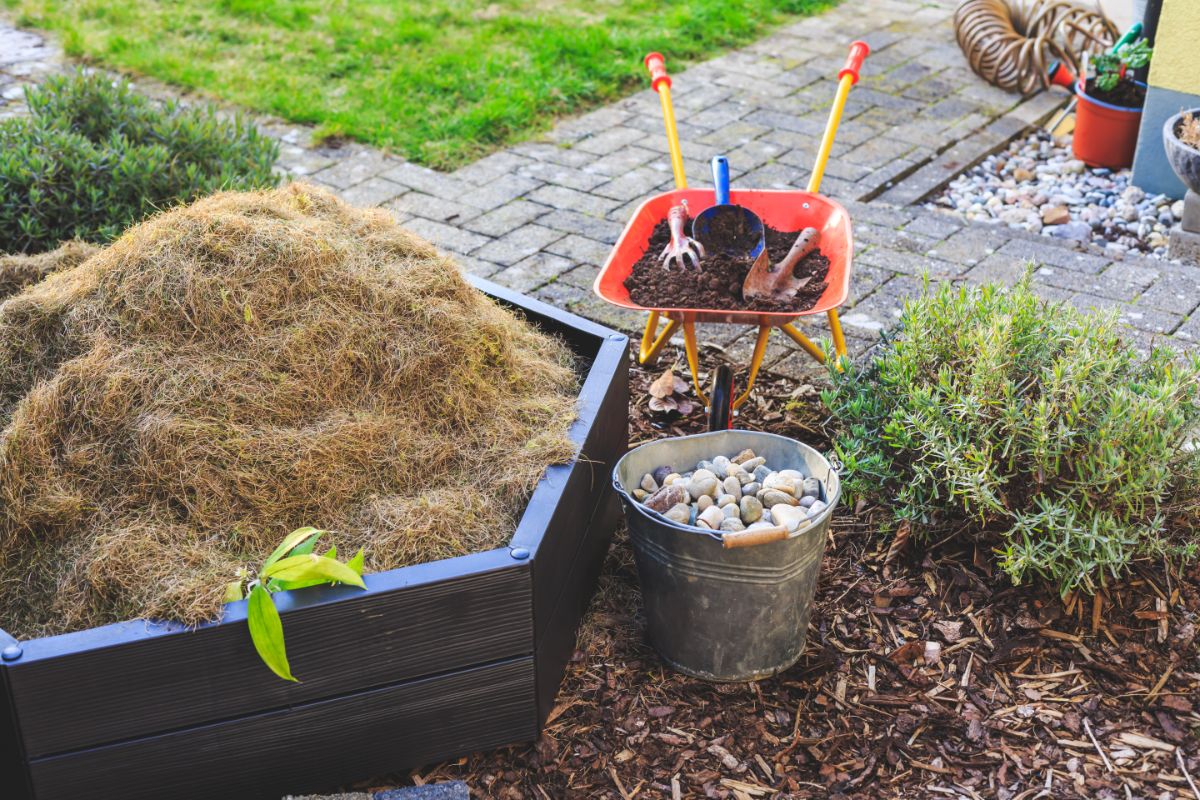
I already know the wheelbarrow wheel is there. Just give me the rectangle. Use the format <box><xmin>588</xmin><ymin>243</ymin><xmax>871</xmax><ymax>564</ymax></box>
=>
<box><xmin>707</xmin><ymin>365</ymin><xmax>734</xmax><ymax>431</ymax></box>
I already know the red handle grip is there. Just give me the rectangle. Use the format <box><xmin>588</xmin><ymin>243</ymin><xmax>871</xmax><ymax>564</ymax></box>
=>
<box><xmin>644</xmin><ymin>52</ymin><xmax>671</xmax><ymax>92</ymax></box>
<box><xmin>838</xmin><ymin>40</ymin><xmax>870</xmax><ymax>85</ymax></box>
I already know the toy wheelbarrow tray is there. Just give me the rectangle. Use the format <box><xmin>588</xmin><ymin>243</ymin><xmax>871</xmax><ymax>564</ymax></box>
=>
<box><xmin>596</xmin><ymin>42</ymin><xmax>869</xmax><ymax>430</ymax></box>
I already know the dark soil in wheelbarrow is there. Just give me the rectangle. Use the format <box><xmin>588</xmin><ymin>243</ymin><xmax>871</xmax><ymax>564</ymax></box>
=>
<box><xmin>624</xmin><ymin>220</ymin><xmax>830</xmax><ymax>313</ymax></box>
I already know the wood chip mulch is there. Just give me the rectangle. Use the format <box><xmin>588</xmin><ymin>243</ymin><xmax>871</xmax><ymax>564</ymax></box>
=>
<box><xmin>391</xmin><ymin>347</ymin><xmax>1200</xmax><ymax>799</ymax></box>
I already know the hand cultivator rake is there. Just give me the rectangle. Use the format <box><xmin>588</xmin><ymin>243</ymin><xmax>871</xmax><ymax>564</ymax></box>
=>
<box><xmin>594</xmin><ymin>43</ymin><xmax>870</xmax><ymax>430</ymax></box>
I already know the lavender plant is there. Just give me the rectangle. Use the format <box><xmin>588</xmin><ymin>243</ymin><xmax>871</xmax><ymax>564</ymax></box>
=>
<box><xmin>822</xmin><ymin>276</ymin><xmax>1200</xmax><ymax>592</ymax></box>
<box><xmin>0</xmin><ymin>71</ymin><xmax>278</xmax><ymax>254</ymax></box>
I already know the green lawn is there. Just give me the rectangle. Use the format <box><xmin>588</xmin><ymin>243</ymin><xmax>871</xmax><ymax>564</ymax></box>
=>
<box><xmin>6</xmin><ymin>0</ymin><xmax>833</xmax><ymax>169</ymax></box>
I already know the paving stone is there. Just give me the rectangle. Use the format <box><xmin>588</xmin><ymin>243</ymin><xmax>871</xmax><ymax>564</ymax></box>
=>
<box><xmin>338</xmin><ymin>177</ymin><xmax>407</xmax><ymax>208</ymax></box>
<box><xmin>591</xmin><ymin>168</ymin><xmax>672</xmax><ymax>203</ymax></box>
<box><xmin>1138</xmin><ymin>267</ymin><xmax>1200</xmax><ymax>316</ymax></box>
<box><xmin>858</xmin><ymin>246</ymin><xmax>966</xmax><ymax>279</ymax></box>
<box><xmin>1031</xmin><ymin>262</ymin><xmax>1157</xmax><ymax>303</ymax></box>
<box><xmin>585</xmin><ymin>146</ymin><xmax>660</xmax><ymax>178</ymax></box>
<box><xmin>743</xmin><ymin>109</ymin><xmax>828</xmax><ymax>137</ymax></box>
<box><xmin>559</xmin><ymin>263</ymin><xmax>600</xmax><ymax>291</ymax></box>
<box><xmin>465</xmin><ymin>173</ymin><xmax>543</xmax><ymax>210</ymax></box>
<box><xmin>535</xmin><ymin>208</ymin><xmax>624</xmax><ymax>244</ymax></box>
<box><xmin>471</xmin><ymin>223</ymin><xmax>565</xmax><ymax>266</ymax></box>
<box><xmin>462</xmin><ymin>200</ymin><xmax>549</xmax><ymax>237</ymax></box>
<box><xmin>518</xmin><ymin>160</ymin><xmax>609</xmax><ymax>192</ymax></box>
<box><xmin>534</xmin><ymin>279</ymin><xmax>591</xmax><ymax>310</ymax></box>
<box><xmin>963</xmin><ymin>252</ymin><xmax>1030</xmax><ymax>286</ymax></box>
<box><xmin>927</xmin><ymin>226</ymin><xmax>1010</xmax><ymax>267</ymax></box>
<box><xmin>695</xmin><ymin>120</ymin><xmax>772</xmax><ymax>150</ymax></box>
<box><xmin>380</xmin><ymin>162</ymin><xmax>472</xmax><ymax>201</ymax></box>
<box><xmin>840</xmin><ymin>199</ymin><xmax>915</xmax><ymax>228</ymax></box>
<box><xmin>452</xmin><ymin>151</ymin><xmax>534</xmax><ymax>185</ymax></box>
<box><xmin>843</xmin><ymin>264</ymin><xmax>896</xmax><ymax>307</ymax></box>
<box><xmin>574</xmin><ymin>126</ymin><xmax>648</xmax><ymax>156</ymax></box>
<box><xmin>995</xmin><ymin>238</ymin><xmax>1110</xmax><ymax>274</ymax></box>
<box><xmin>1172</xmin><ymin>313</ymin><xmax>1200</xmax><ymax>343</ymax></box>
<box><xmin>401</xmin><ymin>217</ymin><xmax>491</xmax><ymax>256</ymax></box>
<box><xmin>490</xmin><ymin>252</ymin><xmax>574</xmax><ymax>292</ymax></box>
<box><xmin>903</xmin><ymin>211</ymin><xmax>964</xmax><ymax>240</ymax></box>
<box><xmin>1068</xmin><ymin>294</ymin><xmax>1183</xmax><ymax>335</ymax></box>
<box><xmin>453</xmin><ymin>254</ymin><xmax>504</xmax><ymax>278</ymax></box>
<box><xmin>509</xmin><ymin>141</ymin><xmax>598</xmax><ymax>168</ymax></box>
<box><xmin>740</xmin><ymin>162</ymin><xmax>807</xmax><ymax>190</ymax></box>
<box><xmin>309</xmin><ymin>151</ymin><xmax>396</xmax><ymax>189</ymax></box>
<box><xmin>685</xmin><ymin>102</ymin><xmax>755</xmax><ymax>131</ymax></box>
<box><xmin>545</xmin><ymin>234</ymin><xmax>613</xmax><ymax>267</ymax></box>
<box><xmin>528</xmin><ymin>184</ymin><xmax>620</xmax><ymax>216</ymax></box>
<box><xmin>386</xmin><ymin>192</ymin><xmax>481</xmax><ymax>225</ymax></box>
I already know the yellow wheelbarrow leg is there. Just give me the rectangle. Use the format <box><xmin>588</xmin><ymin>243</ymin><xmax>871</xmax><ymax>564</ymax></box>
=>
<box><xmin>638</xmin><ymin>311</ymin><xmax>680</xmax><ymax>365</ymax></box>
<box><xmin>827</xmin><ymin>308</ymin><xmax>848</xmax><ymax>372</ymax></box>
<box><xmin>732</xmin><ymin>325</ymin><xmax>772</xmax><ymax>410</ymax></box>
<box><xmin>780</xmin><ymin>322</ymin><xmax>826</xmax><ymax>363</ymax></box>
<box><xmin>681</xmin><ymin>316</ymin><xmax>708</xmax><ymax>405</ymax></box>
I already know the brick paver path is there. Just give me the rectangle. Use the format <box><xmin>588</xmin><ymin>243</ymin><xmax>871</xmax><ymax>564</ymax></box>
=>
<box><xmin>4</xmin><ymin>0</ymin><xmax>1198</xmax><ymax>385</ymax></box>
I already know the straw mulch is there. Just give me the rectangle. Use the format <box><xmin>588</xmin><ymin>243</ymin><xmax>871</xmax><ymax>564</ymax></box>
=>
<box><xmin>0</xmin><ymin>183</ymin><xmax>578</xmax><ymax>638</ymax></box>
<box><xmin>0</xmin><ymin>240</ymin><xmax>101</xmax><ymax>301</ymax></box>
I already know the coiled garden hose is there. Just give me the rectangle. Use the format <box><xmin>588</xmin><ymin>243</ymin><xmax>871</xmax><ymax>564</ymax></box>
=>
<box><xmin>954</xmin><ymin>0</ymin><xmax>1118</xmax><ymax>94</ymax></box>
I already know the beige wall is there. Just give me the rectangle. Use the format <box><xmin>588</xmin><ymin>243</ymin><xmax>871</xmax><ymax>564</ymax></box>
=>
<box><xmin>1146</xmin><ymin>0</ymin><xmax>1200</xmax><ymax>94</ymax></box>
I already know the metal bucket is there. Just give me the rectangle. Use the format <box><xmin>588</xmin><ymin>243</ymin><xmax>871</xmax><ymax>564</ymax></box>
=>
<box><xmin>614</xmin><ymin>430</ymin><xmax>839</xmax><ymax>681</ymax></box>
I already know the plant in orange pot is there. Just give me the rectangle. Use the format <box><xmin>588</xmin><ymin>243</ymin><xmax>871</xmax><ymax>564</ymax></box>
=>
<box><xmin>1073</xmin><ymin>39</ymin><xmax>1152</xmax><ymax>170</ymax></box>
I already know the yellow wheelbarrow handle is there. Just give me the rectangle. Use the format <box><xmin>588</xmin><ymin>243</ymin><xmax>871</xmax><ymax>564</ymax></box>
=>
<box><xmin>645</xmin><ymin>52</ymin><xmax>688</xmax><ymax>191</ymax></box>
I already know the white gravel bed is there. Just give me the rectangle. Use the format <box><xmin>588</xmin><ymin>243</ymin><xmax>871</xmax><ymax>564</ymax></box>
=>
<box><xmin>934</xmin><ymin>131</ymin><xmax>1183</xmax><ymax>261</ymax></box>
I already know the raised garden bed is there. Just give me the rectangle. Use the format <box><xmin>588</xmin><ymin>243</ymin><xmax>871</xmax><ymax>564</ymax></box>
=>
<box><xmin>0</xmin><ymin>275</ymin><xmax>629</xmax><ymax>800</ymax></box>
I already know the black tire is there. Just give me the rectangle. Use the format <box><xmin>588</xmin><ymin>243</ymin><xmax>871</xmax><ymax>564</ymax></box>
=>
<box><xmin>707</xmin><ymin>365</ymin><xmax>734</xmax><ymax>431</ymax></box>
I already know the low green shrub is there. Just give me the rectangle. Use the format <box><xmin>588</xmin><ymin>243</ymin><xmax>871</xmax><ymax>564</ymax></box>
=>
<box><xmin>822</xmin><ymin>276</ymin><xmax>1200</xmax><ymax>592</ymax></box>
<box><xmin>0</xmin><ymin>72</ymin><xmax>279</xmax><ymax>254</ymax></box>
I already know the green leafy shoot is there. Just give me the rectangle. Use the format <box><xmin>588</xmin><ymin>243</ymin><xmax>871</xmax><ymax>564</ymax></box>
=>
<box><xmin>225</xmin><ymin>528</ymin><xmax>366</xmax><ymax>681</ymax></box>
<box><xmin>1092</xmin><ymin>40</ymin><xmax>1152</xmax><ymax>93</ymax></box>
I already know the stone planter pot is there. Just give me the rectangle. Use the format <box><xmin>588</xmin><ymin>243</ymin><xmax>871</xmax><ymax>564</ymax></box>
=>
<box><xmin>1072</xmin><ymin>80</ymin><xmax>1145</xmax><ymax>170</ymax></box>
<box><xmin>1163</xmin><ymin>109</ymin><xmax>1200</xmax><ymax>195</ymax></box>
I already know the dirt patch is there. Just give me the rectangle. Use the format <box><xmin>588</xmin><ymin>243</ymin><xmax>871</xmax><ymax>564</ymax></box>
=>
<box><xmin>1084</xmin><ymin>77</ymin><xmax>1145</xmax><ymax>109</ymax></box>
<box><xmin>624</xmin><ymin>220</ymin><xmax>830</xmax><ymax>313</ymax></box>
<box><xmin>0</xmin><ymin>183</ymin><xmax>579</xmax><ymax>638</ymax></box>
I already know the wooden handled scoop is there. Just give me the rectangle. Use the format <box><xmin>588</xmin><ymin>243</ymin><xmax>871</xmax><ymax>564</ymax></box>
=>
<box><xmin>743</xmin><ymin>227</ymin><xmax>821</xmax><ymax>303</ymax></box>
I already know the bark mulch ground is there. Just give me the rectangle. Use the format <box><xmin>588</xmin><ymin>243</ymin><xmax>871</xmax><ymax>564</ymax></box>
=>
<box><xmin>377</xmin><ymin>347</ymin><xmax>1200</xmax><ymax>799</ymax></box>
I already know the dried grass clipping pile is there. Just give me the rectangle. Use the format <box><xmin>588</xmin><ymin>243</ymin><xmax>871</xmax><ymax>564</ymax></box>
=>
<box><xmin>0</xmin><ymin>240</ymin><xmax>100</xmax><ymax>301</ymax></box>
<box><xmin>0</xmin><ymin>184</ymin><xmax>578</xmax><ymax>638</ymax></box>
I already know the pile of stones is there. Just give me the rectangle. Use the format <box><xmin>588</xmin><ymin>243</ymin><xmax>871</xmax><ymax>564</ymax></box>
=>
<box><xmin>631</xmin><ymin>448</ymin><xmax>827</xmax><ymax>535</ymax></box>
<box><xmin>936</xmin><ymin>131</ymin><xmax>1183</xmax><ymax>260</ymax></box>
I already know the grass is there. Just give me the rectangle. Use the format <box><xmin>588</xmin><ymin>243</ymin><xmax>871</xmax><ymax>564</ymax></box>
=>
<box><xmin>4</xmin><ymin>0</ymin><xmax>834</xmax><ymax>170</ymax></box>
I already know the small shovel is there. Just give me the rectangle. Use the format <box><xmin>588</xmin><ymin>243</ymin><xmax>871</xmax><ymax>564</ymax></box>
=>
<box><xmin>691</xmin><ymin>156</ymin><xmax>766</xmax><ymax>261</ymax></box>
<box><xmin>743</xmin><ymin>227</ymin><xmax>821</xmax><ymax>304</ymax></box>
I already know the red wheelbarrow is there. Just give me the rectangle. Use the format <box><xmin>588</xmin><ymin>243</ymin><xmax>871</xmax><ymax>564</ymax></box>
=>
<box><xmin>594</xmin><ymin>43</ymin><xmax>869</xmax><ymax>429</ymax></box>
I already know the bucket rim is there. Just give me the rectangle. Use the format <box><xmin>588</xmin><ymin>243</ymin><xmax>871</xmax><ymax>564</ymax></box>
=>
<box><xmin>613</xmin><ymin>429</ymin><xmax>841</xmax><ymax>542</ymax></box>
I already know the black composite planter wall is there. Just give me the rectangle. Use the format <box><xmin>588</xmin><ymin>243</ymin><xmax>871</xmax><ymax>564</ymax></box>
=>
<box><xmin>0</xmin><ymin>276</ymin><xmax>629</xmax><ymax>800</ymax></box>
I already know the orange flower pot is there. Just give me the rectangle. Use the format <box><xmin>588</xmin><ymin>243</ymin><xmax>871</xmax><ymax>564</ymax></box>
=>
<box><xmin>1072</xmin><ymin>80</ymin><xmax>1145</xmax><ymax>169</ymax></box>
